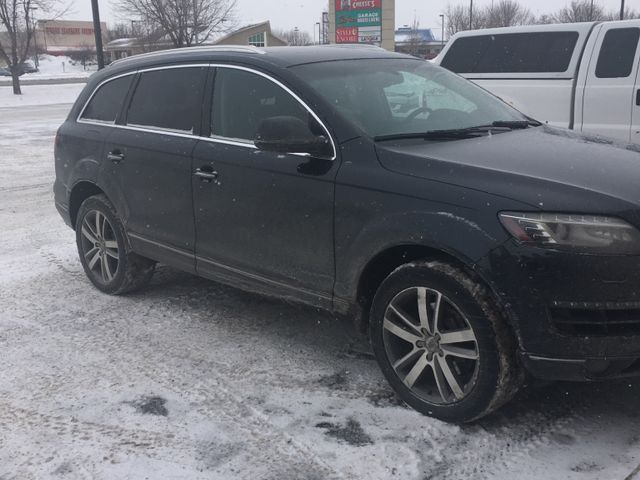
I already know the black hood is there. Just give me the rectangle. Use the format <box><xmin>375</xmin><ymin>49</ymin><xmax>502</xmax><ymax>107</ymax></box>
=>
<box><xmin>375</xmin><ymin>125</ymin><xmax>640</xmax><ymax>215</ymax></box>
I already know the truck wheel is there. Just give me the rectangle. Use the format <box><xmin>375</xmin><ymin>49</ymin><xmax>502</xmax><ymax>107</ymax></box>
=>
<box><xmin>370</xmin><ymin>260</ymin><xmax>523</xmax><ymax>423</ymax></box>
<box><xmin>75</xmin><ymin>194</ymin><xmax>155</xmax><ymax>295</ymax></box>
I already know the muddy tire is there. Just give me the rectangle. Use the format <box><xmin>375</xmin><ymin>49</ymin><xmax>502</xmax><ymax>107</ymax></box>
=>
<box><xmin>370</xmin><ymin>260</ymin><xmax>523</xmax><ymax>423</ymax></box>
<box><xmin>75</xmin><ymin>194</ymin><xmax>155</xmax><ymax>295</ymax></box>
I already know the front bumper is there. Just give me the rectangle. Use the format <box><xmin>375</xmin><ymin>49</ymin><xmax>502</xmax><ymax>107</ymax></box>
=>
<box><xmin>521</xmin><ymin>353</ymin><xmax>640</xmax><ymax>381</ymax></box>
<box><xmin>480</xmin><ymin>241</ymin><xmax>640</xmax><ymax>380</ymax></box>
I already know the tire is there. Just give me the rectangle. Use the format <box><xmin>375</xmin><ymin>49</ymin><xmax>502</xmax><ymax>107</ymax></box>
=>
<box><xmin>370</xmin><ymin>260</ymin><xmax>523</xmax><ymax>423</ymax></box>
<box><xmin>75</xmin><ymin>194</ymin><xmax>155</xmax><ymax>295</ymax></box>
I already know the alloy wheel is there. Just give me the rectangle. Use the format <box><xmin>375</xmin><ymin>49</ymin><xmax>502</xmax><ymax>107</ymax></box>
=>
<box><xmin>79</xmin><ymin>210</ymin><xmax>119</xmax><ymax>284</ymax></box>
<box><xmin>382</xmin><ymin>287</ymin><xmax>479</xmax><ymax>405</ymax></box>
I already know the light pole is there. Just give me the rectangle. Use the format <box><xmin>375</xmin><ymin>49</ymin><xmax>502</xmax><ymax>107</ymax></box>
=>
<box><xmin>322</xmin><ymin>11</ymin><xmax>328</xmax><ymax>44</ymax></box>
<box><xmin>439</xmin><ymin>14</ymin><xmax>445</xmax><ymax>50</ymax></box>
<box><xmin>621</xmin><ymin>0</ymin><xmax>626</xmax><ymax>20</ymax></box>
<box><xmin>91</xmin><ymin>0</ymin><xmax>105</xmax><ymax>69</ymax></box>
<box><xmin>41</xmin><ymin>20</ymin><xmax>48</xmax><ymax>54</ymax></box>
<box><xmin>29</xmin><ymin>7</ymin><xmax>39</xmax><ymax>68</ymax></box>
<box><xmin>469</xmin><ymin>0</ymin><xmax>473</xmax><ymax>30</ymax></box>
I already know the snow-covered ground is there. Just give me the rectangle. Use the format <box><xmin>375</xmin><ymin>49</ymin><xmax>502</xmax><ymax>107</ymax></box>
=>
<box><xmin>0</xmin><ymin>56</ymin><xmax>93</xmax><ymax>84</ymax></box>
<box><xmin>27</xmin><ymin>54</ymin><xmax>94</xmax><ymax>79</ymax></box>
<box><xmin>0</xmin><ymin>83</ymin><xmax>85</xmax><ymax>108</ymax></box>
<box><xmin>1</xmin><ymin>89</ymin><xmax>640</xmax><ymax>479</ymax></box>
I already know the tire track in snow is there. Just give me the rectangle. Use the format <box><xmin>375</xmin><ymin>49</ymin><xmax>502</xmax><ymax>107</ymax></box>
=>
<box><xmin>0</xmin><ymin>266</ymin><xmax>351</xmax><ymax>480</ymax></box>
<box><xmin>0</xmin><ymin>182</ymin><xmax>51</xmax><ymax>193</ymax></box>
<box><xmin>114</xmin><ymin>331</ymin><xmax>351</xmax><ymax>480</ymax></box>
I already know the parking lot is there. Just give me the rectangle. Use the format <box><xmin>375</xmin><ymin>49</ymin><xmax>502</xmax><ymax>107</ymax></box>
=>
<box><xmin>1</xmin><ymin>89</ymin><xmax>640</xmax><ymax>479</ymax></box>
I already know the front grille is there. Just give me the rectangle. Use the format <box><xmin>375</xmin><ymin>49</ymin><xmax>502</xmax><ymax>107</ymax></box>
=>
<box><xmin>550</xmin><ymin>307</ymin><xmax>640</xmax><ymax>336</ymax></box>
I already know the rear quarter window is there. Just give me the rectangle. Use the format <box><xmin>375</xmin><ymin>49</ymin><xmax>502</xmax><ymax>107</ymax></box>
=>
<box><xmin>441</xmin><ymin>32</ymin><xmax>580</xmax><ymax>74</ymax></box>
<box><xmin>126</xmin><ymin>67</ymin><xmax>207</xmax><ymax>133</ymax></box>
<box><xmin>80</xmin><ymin>75</ymin><xmax>133</xmax><ymax>123</ymax></box>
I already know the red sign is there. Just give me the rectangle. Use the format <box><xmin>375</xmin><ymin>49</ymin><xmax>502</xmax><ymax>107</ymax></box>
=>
<box><xmin>46</xmin><ymin>27</ymin><xmax>96</xmax><ymax>36</ymax></box>
<box><xmin>336</xmin><ymin>0</ymin><xmax>381</xmax><ymax>11</ymax></box>
<box><xmin>336</xmin><ymin>27</ymin><xmax>359</xmax><ymax>43</ymax></box>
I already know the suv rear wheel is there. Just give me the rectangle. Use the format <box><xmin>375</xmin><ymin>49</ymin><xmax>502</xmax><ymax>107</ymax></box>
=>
<box><xmin>370</xmin><ymin>260</ymin><xmax>523</xmax><ymax>423</ymax></box>
<box><xmin>76</xmin><ymin>194</ymin><xmax>155</xmax><ymax>294</ymax></box>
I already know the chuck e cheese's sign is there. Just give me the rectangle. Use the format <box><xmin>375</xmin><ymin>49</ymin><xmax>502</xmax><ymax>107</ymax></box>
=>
<box><xmin>335</xmin><ymin>0</ymin><xmax>382</xmax><ymax>44</ymax></box>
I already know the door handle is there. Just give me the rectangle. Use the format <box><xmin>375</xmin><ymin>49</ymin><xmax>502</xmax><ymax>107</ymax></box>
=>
<box><xmin>636</xmin><ymin>89</ymin><xmax>640</xmax><ymax>106</ymax></box>
<box><xmin>107</xmin><ymin>151</ymin><xmax>124</xmax><ymax>164</ymax></box>
<box><xmin>194</xmin><ymin>167</ymin><xmax>219</xmax><ymax>182</ymax></box>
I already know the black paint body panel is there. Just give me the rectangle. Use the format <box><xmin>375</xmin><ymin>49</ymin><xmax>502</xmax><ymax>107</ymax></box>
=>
<box><xmin>53</xmin><ymin>47</ymin><xmax>640</xmax><ymax>382</ymax></box>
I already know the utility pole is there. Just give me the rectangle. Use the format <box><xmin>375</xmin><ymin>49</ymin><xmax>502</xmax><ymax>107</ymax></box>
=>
<box><xmin>29</xmin><ymin>7</ymin><xmax>39</xmax><ymax>68</ymax></box>
<box><xmin>469</xmin><ymin>0</ymin><xmax>473</xmax><ymax>30</ymax></box>
<box><xmin>91</xmin><ymin>0</ymin><xmax>105</xmax><ymax>69</ymax></box>
<box><xmin>440</xmin><ymin>14</ymin><xmax>445</xmax><ymax>49</ymax></box>
<box><xmin>621</xmin><ymin>0</ymin><xmax>626</xmax><ymax>20</ymax></box>
<box><xmin>41</xmin><ymin>20</ymin><xmax>48</xmax><ymax>53</ymax></box>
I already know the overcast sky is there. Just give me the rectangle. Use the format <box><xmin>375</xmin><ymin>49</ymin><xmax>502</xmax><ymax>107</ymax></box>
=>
<box><xmin>69</xmin><ymin>0</ymin><xmax>636</xmax><ymax>37</ymax></box>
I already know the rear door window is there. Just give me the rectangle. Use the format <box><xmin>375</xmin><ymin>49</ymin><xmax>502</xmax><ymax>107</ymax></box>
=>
<box><xmin>126</xmin><ymin>67</ymin><xmax>207</xmax><ymax>133</ymax></box>
<box><xmin>441</xmin><ymin>32</ymin><xmax>580</xmax><ymax>74</ymax></box>
<box><xmin>81</xmin><ymin>75</ymin><xmax>133</xmax><ymax>123</ymax></box>
<box><xmin>595</xmin><ymin>28</ymin><xmax>640</xmax><ymax>78</ymax></box>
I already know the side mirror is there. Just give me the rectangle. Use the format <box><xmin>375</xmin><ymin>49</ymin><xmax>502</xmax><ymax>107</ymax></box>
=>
<box><xmin>254</xmin><ymin>116</ymin><xmax>332</xmax><ymax>158</ymax></box>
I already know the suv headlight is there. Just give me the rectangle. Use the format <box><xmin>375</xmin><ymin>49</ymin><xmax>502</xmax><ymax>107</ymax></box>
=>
<box><xmin>498</xmin><ymin>212</ymin><xmax>640</xmax><ymax>254</ymax></box>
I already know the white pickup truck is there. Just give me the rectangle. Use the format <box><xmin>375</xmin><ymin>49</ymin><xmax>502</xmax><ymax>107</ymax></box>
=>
<box><xmin>434</xmin><ymin>21</ymin><xmax>640</xmax><ymax>144</ymax></box>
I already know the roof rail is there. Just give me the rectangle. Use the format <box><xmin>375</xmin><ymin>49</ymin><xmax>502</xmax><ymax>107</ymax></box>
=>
<box><xmin>110</xmin><ymin>45</ymin><xmax>265</xmax><ymax>67</ymax></box>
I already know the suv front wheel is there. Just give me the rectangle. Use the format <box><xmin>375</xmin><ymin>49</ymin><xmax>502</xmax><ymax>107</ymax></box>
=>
<box><xmin>370</xmin><ymin>260</ymin><xmax>523</xmax><ymax>423</ymax></box>
<box><xmin>76</xmin><ymin>194</ymin><xmax>155</xmax><ymax>295</ymax></box>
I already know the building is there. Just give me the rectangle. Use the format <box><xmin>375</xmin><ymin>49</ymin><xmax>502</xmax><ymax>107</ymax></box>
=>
<box><xmin>36</xmin><ymin>20</ymin><xmax>107</xmax><ymax>55</ymax></box>
<box><xmin>328</xmin><ymin>0</ymin><xmax>395</xmax><ymax>51</ymax></box>
<box><xmin>395</xmin><ymin>27</ymin><xmax>446</xmax><ymax>59</ymax></box>
<box><xmin>104</xmin><ymin>37</ymin><xmax>149</xmax><ymax>62</ymax></box>
<box><xmin>105</xmin><ymin>21</ymin><xmax>286</xmax><ymax>62</ymax></box>
<box><xmin>214</xmin><ymin>21</ymin><xmax>286</xmax><ymax>47</ymax></box>
<box><xmin>104</xmin><ymin>29</ymin><xmax>170</xmax><ymax>62</ymax></box>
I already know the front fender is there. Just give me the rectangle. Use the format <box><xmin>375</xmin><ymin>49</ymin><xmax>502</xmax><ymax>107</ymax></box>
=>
<box><xmin>334</xmin><ymin>209</ymin><xmax>507</xmax><ymax>303</ymax></box>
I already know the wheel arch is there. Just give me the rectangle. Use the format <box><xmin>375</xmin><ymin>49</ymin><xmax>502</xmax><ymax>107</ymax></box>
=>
<box><xmin>353</xmin><ymin>243</ymin><xmax>509</xmax><ymax>334</ymax></box>
<box><xmin>68</xmin><ymin>181</ymin><xmax>106</xmax><ymax>230</ymax></box>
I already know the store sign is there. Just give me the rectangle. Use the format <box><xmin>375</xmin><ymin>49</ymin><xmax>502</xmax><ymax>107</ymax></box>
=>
<box><xmin>335</xmin><ymin>0</ymin><xmax>382</xmax><ymax>45</ymax></box>
<box><xmin>45</xmin><ymin>27</ymin><xmax>96</xmax><ymax>35</ymax></box>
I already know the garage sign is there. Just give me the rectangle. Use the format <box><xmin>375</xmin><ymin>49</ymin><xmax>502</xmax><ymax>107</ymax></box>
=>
<box><xmin>335</xmin><ymin>0</ymin><xmax>382</xmax><ymax>45</ymax></box>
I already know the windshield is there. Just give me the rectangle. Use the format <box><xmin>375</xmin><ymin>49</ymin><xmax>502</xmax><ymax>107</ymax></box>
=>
<box><xmin>291</xmin><ymin>58</ymin><xmax>529</xmax><ymax>139</ymax></box>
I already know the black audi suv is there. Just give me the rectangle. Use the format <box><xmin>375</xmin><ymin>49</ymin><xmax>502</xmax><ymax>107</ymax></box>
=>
<box><xmin>54</xmin><ymin>45</ymin><xmax>640</xmax><ymax>422</ymax></box>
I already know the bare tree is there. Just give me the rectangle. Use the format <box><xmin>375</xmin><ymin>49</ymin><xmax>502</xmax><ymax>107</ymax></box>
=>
<box><xmin>106</xmin><ymin>22</ymin><xmax>133</xmax><ymax>42</ymax></box>
<box><xmin>445</xmin><ymin>0</ymin><xmax>533</xmax><ymax>35</ymax></box>
<box><xmin>402</xmin><ymin>17</ymin><xmax>425</xmax><ymax>56</ymax></box>
<box><xmin>553</xmin><ymin>0</ymin><xmax>606</xmax><ymax>23</ymax></box>
<box><xmin>444</xmin><ymin>3</ymin><xmax>487</xmax><ymax>36</ymax></box>
<box><xmin>535</xmin><ymin>13</ymin><xmax>556</xmax><ymax>24</ymax></box>
<box><xmin>115</xmin><ymin>0</ymin><xmax>237</xmax><ymax>48</ymax></box>
<box><xmin>485</xmin><ymin>0</ymin><xmax>533</xmax><ymax>28</ymax></box>
<box><xmin>0</xmin><ymin>0</ymin><xmax>65</xmax><ymax>94</ymax></box>
<box><xmin>444</xmin><ymin>4</ymin><xmax>466</xmax><ymax>37</ymax></box>
<box><xmin>67</xmin><ymin>44</ymin><xmax>96</xmax><ymax>70</ymax></box>
<box><xmin>605</xmin><ymin>6</ymin><xmax>640</xmax><ymax>20</ymax></box>
<box><xmin>274</xmin><ymin>28</ymin><xmax>311</xmax><ymax>46</ymax></box>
